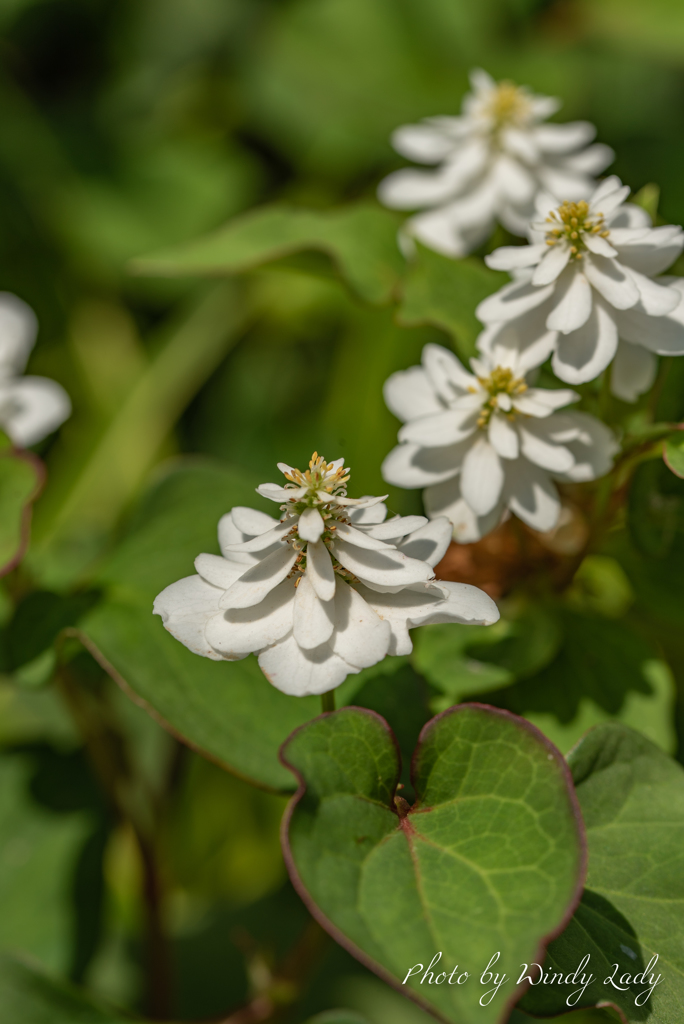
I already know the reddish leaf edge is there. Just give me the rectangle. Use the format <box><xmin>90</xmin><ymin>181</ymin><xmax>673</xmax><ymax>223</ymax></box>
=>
<box><xmin>68</xmin><ymin>626</ymin><xmax>296</xmax><ymax>796</ymax></box>
<box><xmin>279</xmin><ymin>702</ymin><xmax>588</xmax><ymax>1024</ymax></box>
<box><xmin>0</xmin><ymin>446</ymin><xmax>45</xmax><ymax>577</ymax></box>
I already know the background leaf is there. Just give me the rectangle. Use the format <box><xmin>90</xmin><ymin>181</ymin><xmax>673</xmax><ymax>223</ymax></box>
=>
<box><xmin>0</xmin><ymin>449</ymin><xmax>43</xmax><ymax>577</ymax></box>
<box><xmin>132</xmin><ymin>203</ymin><xmax>405</xmax><ymax>306</ymax></box>
<box><xmin>0</xmin><ymin>953</ymin><xmax>131</xmax><ymax>1024</ymax></box>
<box><xmin>282</xmin><ymin>705</ymin><xmax>584</xmax><ymax>1024</ymax></box>
<box><xmin>518</xmin><ymin>723</ymin><xmax>684</xmax><ymax>1021</ymax></box>
<box><xmin>396</xmin><ymin>245</ymin><xmax>507</xmax><ymax>360</ymax></box>
<box><xmin>0</xmin><ymin>756</ymin><xmax>90</xmax><ymax>973</ymax></box>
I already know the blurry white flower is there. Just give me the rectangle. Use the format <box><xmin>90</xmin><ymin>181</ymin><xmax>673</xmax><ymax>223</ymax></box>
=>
<box><xmin>378</xmin><ymin>68</ymin><xmax>613</xmax><ymax>257</ymax></box>
<box><xmin>0</xmin><ymin>293</ymin><xmax>71</xmax><ymax>446</ymax></box>
<box><xmin>154</xmin><ymin>454</ymin><xmax>498</xmax><ymax>696</ymax></box>
<box><xmin>480</xmin><ymin>176</ymin><xmax>684</xmax><ymax>402</ymax></box>
<box><xmin>382</xmin><ymin>344</ymin><xmax>616</xmax><ymax>542</ymax></box>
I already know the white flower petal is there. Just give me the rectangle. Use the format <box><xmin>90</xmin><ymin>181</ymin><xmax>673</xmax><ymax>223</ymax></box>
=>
<box><xmin>460</xmin><ymin>436</ymin><xmax>504</xmax><ymax>516</ymax></box>
<box><xmin>505</xmin><ymin>461</ymin><xmax>561</xmax><ymax>532</ymax></box>
<box><xmin>397</xmin><ymin>517</ymin><xmax>452</xmax><ymax>566</ymax></box>
<box><xmin>552</xmin><ymin>412</ymin><xmax>617</xmax><ymax>481</ymax></box>
<box><xmin>257</xmin><ymin>482</ymin><xmax>303</xmax><ymax>503</ymax></box>
<box><xmin>206</xmin><ymin>579</ymin><xmax>295</xmax><ymax>657</ymax></box>
<box><xmin>513</xmin><ymin>388</ymin><xmax>578</xmax><ymax>416</ymax></box>
<box><xmin>531</xmin><ymin>244</ymin><xmax>571</xmax><ymax>286</ymax></box>
<box><xmin>293</xmin><ymin>573</ymin><xmax>335</xmax><ymax>649</ymax></box>
<box><xmin>258</xmin><ymin>633</ymin><xmax>353</xmax><ymax>697</ymax></box>
<box><xmin>485</xmin><ymin>244</ymin><xmax>546</xmax><ymax>271</ymax></box>
<box><xmin>230</xmin><ymin>507</ymin><xmax>279</xmax><ymax>536</ymax></box>
<box><xmin>220</xmin><ymin>544</ymin><xmax>297</xmax><ymax>610</ymax></box>
<box><xmin>398</xmin><ymin>409</ymin><xmax>477</xmax><ymax>447</ymax></box>
<box><xmin>298</xmin><ymin>506</ymin><xmax>325</xmax><ymax>542</ymax></box>
<box><xmin>307</xmin><ymin>538</ymin><xmax>336</xmax><ymax>602</ymax></box>
<box><xmin>584</xmin><ymin>234</ymin><xmax>617</xmax><ymax>258</ymax></box>
<box><xmin>533</xmin><ymin>121</ymin><xmax>596</xmax><ymax>153</ymax></box>
<box><xmin>612</xmin><ymin>225</ymin><xmax>684</xmax><ymax>277</ymax></box>
<box><xmin>488</xmin><ymin>413</ymin><xmax>519</xmax><ymax>459</ymax></box>
<box><xmin>551</xmin><ymin>300</ymin><xmax>618</xmax><ymax>384</ymax></box>
<box><xmin>331</xmin><ymin>583</ymin><xmax>390</xmax><ymax>668</ymax></box>
<box><xmin>331</xmin><ymin>539</ymin><xmax>433</xmax><ymax>587</ymax></box>
<box><xmin>359</xmin><ymin>579</ymin><xmax>498</xmax><ymax>656</ymax></box>
<box><xmin>422</xmin><ymin>342</ymin><xmax>477</xmax><ymax>397</ymax></box>
<box><xmin>361</xmin><ymin>515</ymin><xmax>427</xmax><ymax>541</ymax></box>
<box><xmin>477</xmin><ymin>277</ymin><xmax>555</xmax><ymax>324</ymax></box>
<box><xmin>612</xmin><ymin>298</ymin><xmax>684</xmax><ymax>356</ymax></box>
<box><xmin>153</xmin><ymin>575</ymin><xmax>223</xmax><ymax>661</ymax></box>
<box><xmin>348</xmin><ymin>502</ymin><xmax>388</xmax><ymax>525</ymax></box>
<box><xmin>424</xmin><ymin>479</ymin><xmax>504</xmax><ymax>544</ymax></box>
<box><xmin>383</xmin><ymin>366</ymin><xmax>443</xmax><ymax>422</ymax></box>
<box><xmin>390</xmin><ymin>123</ymin><xmax>457</xmax><ymax>163</ymax></box>
<box><xmin>381</xmin><ymin>441</ymin><xmax>466</xmax><ymax>488</ymax></box>
<box><xmin>589</xmin><ymin>175</ymin><xmax>625</xmax><ymax>207</ymax></box>
<box><xmin>546</xmin><ymin>266</ymin><xmax>593</xmax><ymax>333</ymax></box>
<box><xmin>595</xmin><ymin>185</ymin><xmax>631</xmax><ymax>217</ymax></box>
<box><xmin>0</xmin><ymin>293</ymin><xmax>37</xmax><ymax>376</ymax></box>
<box><xmin>333</xmin><ymin>493</ymin><xmax>389</xmax><ymax>508</ymax></box>
<box><xmin>194</xmin><ymin>553</ymin><xmax>246</xmax><ymax>590</ymax></box>
<box><xmin>332</xmin><ymin>522</ymin><xmax>394</xmax><ymax>551</ymax></box>
<box><xmin>583</xmin><ymin>254</ymin><xmax>639</xmax><ymax>310</ymax></box>
<box><xmin>610</xmin><ymin>341</ymin><xmax>658</xmax><ymax>403</ymax></box>
<box><xmin>0</xmin><ymin>377</ymin><xmax>71</xmax><ymax>447</ymax></box>
<box><xmin>221</xmin><ymin>519</ymin><xmax>291</xmax><ymax>553</ymax></box>
<box><xmin>625</xmin><ymin>267</ymin><xmax>680</xmax><ymax>316</ymax></box>
<box><xmin>519</xmin><ymin>421</ymin><xmax>575</xmax><ymax>473</ymax></box>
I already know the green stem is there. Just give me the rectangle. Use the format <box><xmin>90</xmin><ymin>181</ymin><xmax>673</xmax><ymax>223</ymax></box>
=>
<box><xmin>30</xmin><ymin>282</ymin><xmax>247</xmax><ymax>587</ymax></box>
<box><xmin>55</xmin><ymin>645</ymin><xmax>172</xmax><ymax>1019</ymax></box>
<box><xmin>321</xmin><ymin>690</ymin><xmax>335</xmax><ymax>713</ymax></box>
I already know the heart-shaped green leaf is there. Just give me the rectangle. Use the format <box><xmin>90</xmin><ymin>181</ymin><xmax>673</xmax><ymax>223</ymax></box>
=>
<box><xmin>0</xmin><ymin>447</ymin><xmax>43</xmax><ymax>576</ymax></box>
<box><xmin>130</xmin><ymin>202</ymin><xmax>405</xmax><ymax>305</ymax></box>
<box><xmin>518</xmin><ymin>723</ymin><xmax>684</xmax><ymax>1021</ymax></box>
<box><xmin>281</xmin><ymin>705</ymin><xmax>585</xmax><ymax>1024</ymax></box>
<box><xmin>0</xmin><ymin>952</ymin><xmax>131</xmax><ymax>1024</ymax></box>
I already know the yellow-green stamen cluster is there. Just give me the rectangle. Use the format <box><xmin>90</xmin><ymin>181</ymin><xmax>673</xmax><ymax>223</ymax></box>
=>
<box><xmin>475</xmin><ymin>366</ymin><xmax>527</xmax><ymax>428</ymax></box>
<box><xmin>545</xmin><ymin>200</ymin><xmax>609</xmax><ymax>260</ymax></box>
<box><xmin>282</xmin><ymin>453</ymin><xmax>358</xmax><ymax>584</ymax></box>
<box><xmin>484</xmin><ymin>81</ymin><xmax>532</xmax><ymax>130</ymax></box>
<box><xmin>282</xmin><ymin>452</ymin><xmax>350</xmax><ymax>508</ymax></box>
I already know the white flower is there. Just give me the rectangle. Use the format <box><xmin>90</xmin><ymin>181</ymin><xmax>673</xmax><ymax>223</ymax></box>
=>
<box><xmin>0</xmin><ymin>293</ymin><xmax>71</xmax><ymax>446</ymax></box>
<box><xmin>382</xmin><ymin>344</ymin><xmax>617</xmax><ymax>542</ymax></box>
<box><xmin>378</xmin><ymin>68</ymin><xmax>613</xmax><ymax>257</ymax></box>
<box><xmin>479</xmin><ymin>176</ymin><xmax>684</xmax><ymax>402</ymax></box>
<box><xmin>153</xmin><ymin>453</ymin><xmax>498</xmax><ymax>696</ymax></box>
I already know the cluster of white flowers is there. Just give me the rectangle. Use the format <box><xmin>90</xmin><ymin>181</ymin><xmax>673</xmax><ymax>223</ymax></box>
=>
<box><xmin>383</xmin><ymin>343</ymin><xmax>616</xmax><ymax>542</ymax></box>
<box><xmin>379</xmin><ymin>71</ymin><xmax>684</xmax><ymax>546</ymax></box>
<box><xmin>0</xmin><ymin>293</ymin><xmax>71</xmax><ymax>446</ymax></box>
<box><xmin>158</xmin><ymin>69</ymin><xmax>684</xmax><ymax>697</ymax></box>
<box><xmin>480</xmin><ymin>177</ymin><xmax>684</xmax><ymax>402</ymax></box>
<box><xmin>154</xmin><ymin>454</ymin><xmax>498</xmax><ymax>696</ymax></box>
<box><xmin>378</xmin><ymin>68</ymin><xmax>613</xmax><ymax>257</ymax></box>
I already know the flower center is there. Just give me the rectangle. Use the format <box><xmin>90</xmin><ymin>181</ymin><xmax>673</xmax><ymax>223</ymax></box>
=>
<box><xmin>475</xmin><ymin>366</ymin><xmax>527</xmax><ymax>428</ymax></box>
<box><xmin>484</xmin><ymin>81</ymin><xmax>532</xmax><ymax>129</ymax></box>
<box><xmin>545</xmin><ymin>200</ymin><xmax>610</xmax><ymax>260</ymax></box>
<box><xmin>280</xmin><ymin>453</ymin><xmax>357</xmax><ymax>584</ymax></box>
<box><xmin>282</xmin><ymin>452</ymin><xmax>350</xmax><ymax>508</ymax></box>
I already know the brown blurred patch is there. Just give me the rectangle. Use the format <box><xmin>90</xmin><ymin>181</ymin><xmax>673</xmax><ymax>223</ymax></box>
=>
<box><xmin>434</xmin><ymin>503</ymin><xmax>590</xmax><ymax>600</ymax></box>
